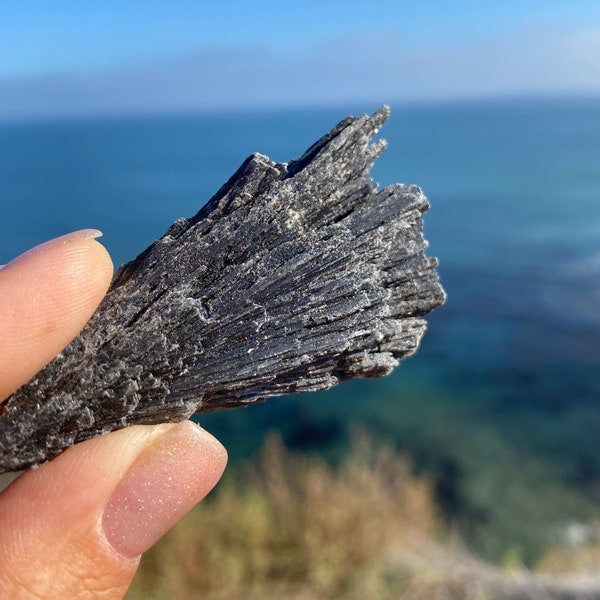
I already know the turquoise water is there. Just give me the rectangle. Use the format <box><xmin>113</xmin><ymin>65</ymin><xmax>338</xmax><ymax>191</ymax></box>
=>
<box><xmin>1</xmin><ymin>98</ymin><xmax>599</xmax><ymax>560</ymax></box>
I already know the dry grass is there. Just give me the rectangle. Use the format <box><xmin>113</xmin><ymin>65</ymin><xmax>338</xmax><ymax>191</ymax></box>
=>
<box><xmin>536</xmin><ymin>543</ymin><xmax>600</xmax><ymax>576</ymax></box>
<box><xmin>126</xmin><ymin>436</ymin><xmax>600</xmax><ymax>600</ymax></box>
<box><xmin>127</xmin><ymin>434</ymin><xmax>442</xmax><ymax>599</ymax></box>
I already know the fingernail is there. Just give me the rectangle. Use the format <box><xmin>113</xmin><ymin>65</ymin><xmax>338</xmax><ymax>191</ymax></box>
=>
<box><xmin>102</xmin><ymin>421</ymin><xmax>227</xmax><ymax>558</ymax></box>
<box><xmin>24</xmin><ymin>229</ymin><xmax>103</xmax><ymax>256</ymax></box>
<box><xmin>5</xmin><ymin>229</ymin><xmax>104</xmax><ymax>267</ymax></box>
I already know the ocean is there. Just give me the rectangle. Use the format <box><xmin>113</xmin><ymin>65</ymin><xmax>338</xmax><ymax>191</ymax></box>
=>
<box><xmin>1</xmin><ymin>97</ymin><xmax>598</xmax><ymax>562</ymax></box>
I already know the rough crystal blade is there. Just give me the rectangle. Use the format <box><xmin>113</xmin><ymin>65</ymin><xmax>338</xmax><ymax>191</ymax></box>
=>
<box><xmin>0</xmin><ymin>106</ymin><xmax>446</xmax><ymax>473</ymax></box>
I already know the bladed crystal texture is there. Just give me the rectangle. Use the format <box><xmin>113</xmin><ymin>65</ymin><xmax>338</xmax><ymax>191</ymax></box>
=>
<box><xmin>0</xmin><ymin>106</ymin><xmax>445</xmax><ymax>473</ymax></box>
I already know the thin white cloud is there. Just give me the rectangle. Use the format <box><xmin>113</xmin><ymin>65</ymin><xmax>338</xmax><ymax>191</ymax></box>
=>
<box><xmin>1</xmin><ymin>24</ymin><xmax>599</xmax><ymax>119</ymax></box>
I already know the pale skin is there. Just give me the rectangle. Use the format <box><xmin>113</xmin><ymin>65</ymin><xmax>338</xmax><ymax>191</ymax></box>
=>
<box><xmin>0</xmin><ymin>232</ymin><xmax>228</xmax><ymax>598</ymax></box>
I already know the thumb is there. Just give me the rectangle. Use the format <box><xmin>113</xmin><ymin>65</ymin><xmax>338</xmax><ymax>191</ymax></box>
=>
<box><xmin>0</xmin><ymin>420</ymin><xmax>227</xmax><ymax>598</ymax></box>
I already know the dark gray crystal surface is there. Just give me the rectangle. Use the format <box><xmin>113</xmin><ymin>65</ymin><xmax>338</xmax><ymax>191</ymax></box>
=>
<box><xmin>0</xmin><ymin>106</ymin><xmax>445</xmax><ymax>473</ymax></box>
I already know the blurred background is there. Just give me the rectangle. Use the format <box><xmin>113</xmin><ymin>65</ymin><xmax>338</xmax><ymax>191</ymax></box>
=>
<box><xmin>1</xmin><ymin>1</ymin><xmax>599</xmax><ymax>596</ymax></box>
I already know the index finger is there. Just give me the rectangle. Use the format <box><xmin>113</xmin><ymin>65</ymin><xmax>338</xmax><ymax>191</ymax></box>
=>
<box><xmin>0</xmin><ymin>230</ymin><xmax>113</xmax><ymax>401</ymax></box>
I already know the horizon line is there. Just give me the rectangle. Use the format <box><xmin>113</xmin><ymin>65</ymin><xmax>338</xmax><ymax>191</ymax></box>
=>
<box><xmin>1</xmin><ymin>92</ymin><xmax>599</xmax><ymax>126</ymax></box>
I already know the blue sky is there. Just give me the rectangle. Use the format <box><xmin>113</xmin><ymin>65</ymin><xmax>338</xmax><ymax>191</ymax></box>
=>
<box><xmin>2</xmin><ymin>1</ymin><xmax>600</xmax><ymax>118</ymax></box>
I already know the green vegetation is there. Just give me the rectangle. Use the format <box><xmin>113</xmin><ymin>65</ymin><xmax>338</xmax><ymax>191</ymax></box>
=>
<box><xmin>196</xmin><ymin>374</ymin><xmax>600</xmax><ymax>564</ymax></box>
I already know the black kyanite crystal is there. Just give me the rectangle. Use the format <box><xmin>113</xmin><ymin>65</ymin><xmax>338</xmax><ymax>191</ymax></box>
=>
<box><xmin>0</xmin><ymin>106</ymin><xmax>445</xmax><ymax>473</ymax></box>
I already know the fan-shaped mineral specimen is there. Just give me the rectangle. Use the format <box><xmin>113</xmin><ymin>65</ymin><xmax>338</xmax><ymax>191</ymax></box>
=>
<box><xmin>0</xmin><ymin>106</ymin><xmax>445</xmax><ymax>473</ymax></box>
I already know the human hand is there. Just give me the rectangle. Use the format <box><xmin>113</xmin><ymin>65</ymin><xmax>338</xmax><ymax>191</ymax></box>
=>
<box><xmin>0</xmin><ymin>230</ymin><xmax>227</xmax><ymax>598</ymax></box>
